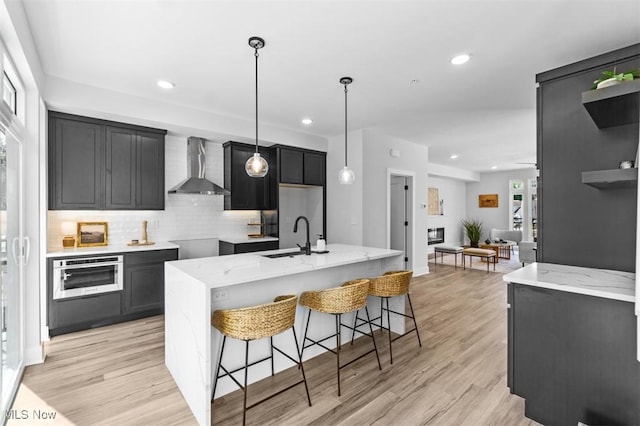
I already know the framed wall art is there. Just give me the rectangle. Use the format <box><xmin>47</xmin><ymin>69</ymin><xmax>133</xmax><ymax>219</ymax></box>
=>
<box><xmin>479</xmin><ymin>194</ymin><xmax>499</xmax><ymax>208</ymax></box>
<box><xmin>77</xmin><ymin>222</ymin><xmax>108</xmax><ymax>247</ymax></box>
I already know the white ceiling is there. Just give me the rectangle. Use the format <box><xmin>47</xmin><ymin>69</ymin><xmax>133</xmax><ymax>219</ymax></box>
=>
<box><xmin>19</xmin><ymin>0</ymin><xmax>640</xmax><ymax>172</ymax></box>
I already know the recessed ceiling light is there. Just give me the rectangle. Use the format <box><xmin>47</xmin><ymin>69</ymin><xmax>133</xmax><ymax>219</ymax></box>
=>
<box><xmin>451</xmin><ymin>54</ymin><xmax>471</xmax><ymax>65</ymax></box>
<box><xmin>301</xmin><ymin>118</ymin><xmax>313</xmax><ymax>125</ymax></box>
<box><xmin>157</xmin><ymin>80</ymin><xmax>175</xmax><ymax>89</ymax></box>
<box><xmin>491</xmin><ymin>165</ymin><xmax>498</xmax><ymax>170</ymax></box>
<box><xmin>449</xmin><ymin>154</ymin><xmax>459</xmax><ymax>159</ymax></box>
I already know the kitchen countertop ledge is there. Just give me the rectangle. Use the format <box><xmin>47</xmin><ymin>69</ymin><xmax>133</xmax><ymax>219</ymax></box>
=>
<box><xmin>166</xmin><ymin>243</ymin><xmax>403</xmax><ymax>290</ymax></box>
<box><xmin>218</xmin><ymin>236</ymin><xmax>279</xmax><ymax>244</ymax></box>
<box><xmin>47</xmin><ymin>241</ymin><xmax>180</xmax><ymax>258</ymax></box>
<box><xmin>503</xmin><ymin>262</ymin><xmax>635</xmax><ymax>303</ymax></box>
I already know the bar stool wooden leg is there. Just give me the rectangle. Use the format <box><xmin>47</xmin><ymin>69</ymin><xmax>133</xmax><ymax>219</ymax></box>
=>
<box><xmin>407</xmin><ymin>294</ymin><xmax>422</xmax><ymax>347</ymax></box>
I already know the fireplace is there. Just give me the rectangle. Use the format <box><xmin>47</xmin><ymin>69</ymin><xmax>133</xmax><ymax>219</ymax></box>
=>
<box><xmin>428</xmin><ymin>227</ymin><xmax>445</xmax><ymax>245</ymax></box>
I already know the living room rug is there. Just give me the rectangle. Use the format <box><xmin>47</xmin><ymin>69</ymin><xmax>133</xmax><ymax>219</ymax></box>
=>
<box><xmin>429</xmin><ymin>248</ymin><xmax>524</xmax><ymax>274</ymax></box>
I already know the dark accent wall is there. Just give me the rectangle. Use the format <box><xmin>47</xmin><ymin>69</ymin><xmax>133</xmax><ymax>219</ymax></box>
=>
<box><xmin>537</xmin><ymin>44</ymin><xmax>640</xmax><ymax>272</ymax></box>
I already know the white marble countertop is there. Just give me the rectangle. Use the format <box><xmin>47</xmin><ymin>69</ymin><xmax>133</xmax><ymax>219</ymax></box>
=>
<box><xmin>503</xmin><ymin>262</ymin><xmax>635</xmax><ymax>303</ymax></box>
<box><xmin>218</xmin><ymin>236</ymin><xmax>279</xmax><ymax>244</ymax></box>
<box><xmin>47</xmin><ymin>241</ymin><xmax>180</xmax><ymax>258</ymax></box>
<box><xmin>165</xmin><ymin>243</ymin><xmax>403</xmax><ymax>290</ymax></box>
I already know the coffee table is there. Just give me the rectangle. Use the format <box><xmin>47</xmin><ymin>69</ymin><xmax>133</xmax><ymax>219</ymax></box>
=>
<box><xmin>479</xmin><ymin>243</ymin><xmax>512</xmax><ymax>261</ymax></box>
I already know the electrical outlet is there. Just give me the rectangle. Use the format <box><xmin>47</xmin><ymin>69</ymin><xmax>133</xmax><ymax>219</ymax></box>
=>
<box><xmin>213</xmin><ymin>289</ymin><xmax>229</xmax><ymax>301</ymax></box>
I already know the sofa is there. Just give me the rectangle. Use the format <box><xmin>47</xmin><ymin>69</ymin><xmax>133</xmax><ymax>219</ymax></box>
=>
<box><xmin>519</xmin><ymin>241</ymin><xmax>537</xmax><ymax>266</ymax></box>
<box><xmin>489</xmin><ymin>228</ymin><xmax>523</xmax><ymax>245</ymax></box>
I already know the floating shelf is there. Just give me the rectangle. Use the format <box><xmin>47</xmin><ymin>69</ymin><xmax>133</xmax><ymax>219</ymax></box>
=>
<box><xmin>582</xmin><ymin>79</ymin><xmax>640</xmax><ymax>128</ymax></box>
<box><xmin>582</xmin><ymin>168</ymin><xmax>638</xmax><ymax>189</ymax></box>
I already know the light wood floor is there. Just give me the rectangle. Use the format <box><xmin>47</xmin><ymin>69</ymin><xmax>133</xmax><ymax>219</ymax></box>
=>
<box><xmin>10</xmin><ymin>265</ymin><xmax>539</xmax><ymax>425</ymax></box>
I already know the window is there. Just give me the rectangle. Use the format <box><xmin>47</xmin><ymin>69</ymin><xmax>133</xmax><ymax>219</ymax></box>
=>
<box><xmin>2</xmin><ymin>71</ymin><xmax>16</xmax><ymax>114</ymax></box>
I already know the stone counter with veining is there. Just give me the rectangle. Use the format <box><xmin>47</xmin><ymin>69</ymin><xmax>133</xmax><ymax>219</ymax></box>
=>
<box><xmin>503</xmin><ymin>262</ymin><xmax>635</xmax><ymax>302</ymax></box>
<box><xmin>164</xmin><ymin>243</ymin><xmax>404</xmax><ymax>425</ymax></box>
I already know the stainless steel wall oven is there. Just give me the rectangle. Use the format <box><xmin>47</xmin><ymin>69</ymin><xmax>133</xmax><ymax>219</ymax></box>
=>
<box><xmin>52</xmin><ymin>255</ymin><xmax>123</xmax><ymax>300</ymax></box>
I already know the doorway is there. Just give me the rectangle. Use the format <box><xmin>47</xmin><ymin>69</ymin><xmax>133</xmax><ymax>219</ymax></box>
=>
<box><xmin>0</xmin><ymin>126</ymin><xmax>25</xmax><ymax>420</ymax></box>
<box><xmin>387</xmin><ymin>170</ymin><xmax>414</xmax><ymax>270</ymax></box>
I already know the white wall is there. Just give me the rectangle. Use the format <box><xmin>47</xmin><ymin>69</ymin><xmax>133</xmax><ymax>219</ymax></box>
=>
<box><xmin>327</xmin><ymin>129</ymin><xmax>429</xmax><ymax>275</ymax></box>
<box><xmin>426</xmin><ymin>176</ymin><xmax>467</xmax><ymax>251</ymax></box>
<box><xmin>326</xmin><ymin>130</ymin><xmax>364</xmax><ymax>245</ymax></box>
<box><xmin>465</xmin><ymin>168</ymin><xmax>537</xmax><ymax>242</ymax></box>
<box><xmin>278</xmin><ymin>186</ymin><xmax>323</xmax><ymax>249</ymax></box>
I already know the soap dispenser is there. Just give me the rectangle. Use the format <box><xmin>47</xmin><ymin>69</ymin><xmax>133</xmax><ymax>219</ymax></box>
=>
<box><xmin>316</xmin><ymin>234</ymin><xmax>326</xmax><ymax>252</ymax></box>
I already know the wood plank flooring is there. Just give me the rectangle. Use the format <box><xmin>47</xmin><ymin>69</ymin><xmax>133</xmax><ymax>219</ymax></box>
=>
<box><xmin>10</xmin><ymin>265</ymin><xmax>539</xmax><ymax>425</ymax></box>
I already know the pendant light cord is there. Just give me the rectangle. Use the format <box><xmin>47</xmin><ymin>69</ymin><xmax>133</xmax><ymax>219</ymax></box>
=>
<box><xmin>254</xmin><ymin>48</ymin><xmax>259</xmax><ymax>154</ymax></box>
<box><xmin>344</xmin><ymin>83</ymin><xmax>348</xmax><ymax>167</ymax></box>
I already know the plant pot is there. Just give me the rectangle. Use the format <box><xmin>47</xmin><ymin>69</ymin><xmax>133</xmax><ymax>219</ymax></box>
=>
<box><xmin>470</xmin><ymin>241</ymin><xmax>479</xmax><ymax>248</ymax></box>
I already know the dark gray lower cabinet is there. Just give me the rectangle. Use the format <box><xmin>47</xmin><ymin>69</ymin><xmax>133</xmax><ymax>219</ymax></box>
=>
<box><xmin>507</xmin><ymin>283</ymin><xmax>640</xmax><ymax>425</ymax></box>
<box><xmin>124</xmin><ymin>249</ymin><xmax>177</xmax><ymax>313</ymax></box>
<box><xmin>48</xmin><ymin>249</ymin><xmax>178</xmax><ymax>336</ymax></box>
<box><xmin>219</xmin><ymin>240</ymin><xmax>279</xmax><ymax>255</ymax></box>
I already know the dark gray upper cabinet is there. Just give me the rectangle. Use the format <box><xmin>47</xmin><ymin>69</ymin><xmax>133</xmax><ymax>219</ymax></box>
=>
<box><xmin>136</xmin><ymin>131</ymin><xmax>165</xmax><ymax>209</ymax></box>
<box><xmin>105</xmin><ymin>126</ymin><xmax>136</xmax><ymax>209</ymax></box>
<box><xmin>49</xmin><ymin>116</ymin><xmax>104</xmax><ymax>209</ymax></box>
<box><xmin>277</xmin><ymin>146</ymin><xmax>326</xmax><ymax>186</ymax></box>
<box><xmin>49</xmin><ymin>111</ymin><xmax>166</xmax><ymax>210</ymax></box>
<box><xmin>223</xmin><ymin>141</ymin><xmax>276</xmax><ymax>210</ymax></box>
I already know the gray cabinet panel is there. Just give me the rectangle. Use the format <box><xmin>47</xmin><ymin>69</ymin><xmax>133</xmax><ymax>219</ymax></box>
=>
<box><xmin>137</xmin><ymin>131</ymin><xmax>165</xmax><ymax>210</ymax></box>
<box><xmin>537</xmin><ymin>45</ymin><xmax>639</xmax><ymax>271</ymax></box>
<box><xmin>49</xmin><ymin>116</ymin><xmax>104</xmax><ymax>209</ymax></box>
<box><xmin>105</xmin><ymin>127</ymin><xmax>136</xmax><ymax>209</ymax></box>
<box><xmin>124</xmin><ymin>249</ymin><xmax>177</xmax><ymax>314</ymax></box>
<box><xmin>125</xmin><ymin>264</ymin><xmax>164</xmax><ymax>313</ymax></box>
<box><xmin>508</xmin><ymin>283</ymin><xmax>640</xmax><ymax>425</ymax></box>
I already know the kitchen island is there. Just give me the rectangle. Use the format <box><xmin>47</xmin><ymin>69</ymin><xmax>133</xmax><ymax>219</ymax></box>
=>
<box><xmin>504</xmin><ymin>263</ymin><xmax>639</xmax><ymax>425</ymax></box>
<box><xmin>165</xmin><ymin>244</ymin><xmax>403</xmax><ymax>425</ymax></box>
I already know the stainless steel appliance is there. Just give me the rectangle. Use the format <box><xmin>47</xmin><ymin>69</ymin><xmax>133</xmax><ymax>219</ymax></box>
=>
<box><xmin>52</xmin><ymin>255</ymin><xmax>123</xmax><ymax>300</ymax></box>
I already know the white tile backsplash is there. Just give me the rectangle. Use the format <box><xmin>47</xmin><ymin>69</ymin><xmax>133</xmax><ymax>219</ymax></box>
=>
<box><xmin>48</xmin><ymin>136</ymin><xmax>264</xmax><ymax>250</ymax></box>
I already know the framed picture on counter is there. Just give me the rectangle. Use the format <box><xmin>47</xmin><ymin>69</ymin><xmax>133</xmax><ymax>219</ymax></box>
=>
<box><xmin>77</xmin><ymin>222</ymin><xmax>108</xmax><ymax>247</ymax></box>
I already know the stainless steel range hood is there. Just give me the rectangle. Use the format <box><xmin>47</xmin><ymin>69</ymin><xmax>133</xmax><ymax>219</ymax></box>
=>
<box><xmin>168</xmin><ymin>137</ymin><xmax>230</xmax><ymax>195</ymax></box>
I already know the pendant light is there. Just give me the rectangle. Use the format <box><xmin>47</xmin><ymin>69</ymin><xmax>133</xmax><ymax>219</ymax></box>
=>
<box><xmin>245</xmin><ymin>36</ymin><xmax>269</xmax><ymax>177</ymax></box>
<box><xmin>337</xmin><ymin>76</ymin><xmax>355</xmax><ymax>184</ymax></box>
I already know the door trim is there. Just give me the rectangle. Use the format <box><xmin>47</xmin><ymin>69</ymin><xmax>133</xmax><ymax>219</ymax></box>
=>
<box><xmin>386</xmin><ymin>168</ymin><xmax>415</xmax><ymax>271</ymax></box>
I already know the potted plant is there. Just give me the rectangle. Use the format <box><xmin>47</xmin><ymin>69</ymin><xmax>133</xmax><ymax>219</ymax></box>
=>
<box><xmin>591</xmin><ymin>68</ymin><xmax>640</xmax><ymax>90</ymax></box>
<box><xmin>461</xmin><ymin>218</ymin><xmax>483</xmax><ymax>248</ymax></box>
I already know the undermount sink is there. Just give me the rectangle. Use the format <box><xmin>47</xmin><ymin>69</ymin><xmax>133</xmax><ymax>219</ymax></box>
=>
<box><xmin>262</xmin><ymin>251</ymin><xmax>306</xmax><ymax>259</ymax></box>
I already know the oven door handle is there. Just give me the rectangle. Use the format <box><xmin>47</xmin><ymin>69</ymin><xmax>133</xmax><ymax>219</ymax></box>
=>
<box><xmin>58</xmin><ymin>262</ymin><xmax>122</xmax><ymax>270</ymax></box>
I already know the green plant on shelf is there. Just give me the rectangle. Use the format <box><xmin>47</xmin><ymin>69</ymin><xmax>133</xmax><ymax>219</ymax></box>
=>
<box><xmin>590</xmin><ymin>68</ymin><xmax>640</xmax><ymax>90</ymax></box>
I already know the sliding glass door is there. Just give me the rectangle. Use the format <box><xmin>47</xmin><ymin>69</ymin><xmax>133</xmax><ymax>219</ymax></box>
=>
<box><xmin>0</xmin><ymin>126</ymin><xmax>24</xmax><ymax>418</ymax></box>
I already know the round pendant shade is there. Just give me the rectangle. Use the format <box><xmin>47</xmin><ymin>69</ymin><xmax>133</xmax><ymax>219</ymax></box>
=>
<box><xmin>245</xmin><ymin>152</ymin><xmax>269</xmax><ymax>177</ymax></box>
<box><xmin>337</xmin><ymin>166</ymin><xmax>355</xmax><ymax>184</ymax></box>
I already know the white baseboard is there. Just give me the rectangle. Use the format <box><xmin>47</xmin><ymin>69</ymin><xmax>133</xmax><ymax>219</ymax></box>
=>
<box><xmin>25</xmin><ymin>343</ymin><xmax>45</xmax><ymax>365</ymax></box>
<box><xmin>414</xmin><ymin>265</ymin><xmax>429</xmax><ymax>276</ymax></box>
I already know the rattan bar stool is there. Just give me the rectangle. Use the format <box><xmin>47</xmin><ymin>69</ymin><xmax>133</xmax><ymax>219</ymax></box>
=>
<box><xmin>211</xmin><ymin>295</ymin><xmax>311</xmax><ymax>425</ymax></box>
<box><xmin>350</xmin><ymin>270</ymin><xmax>421</xmax><ymax>364</ymax></box>
<box><xmin>298</xmin><ymin>279</ymin><xmax>381</xmax><ymax>396</ymax></box>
